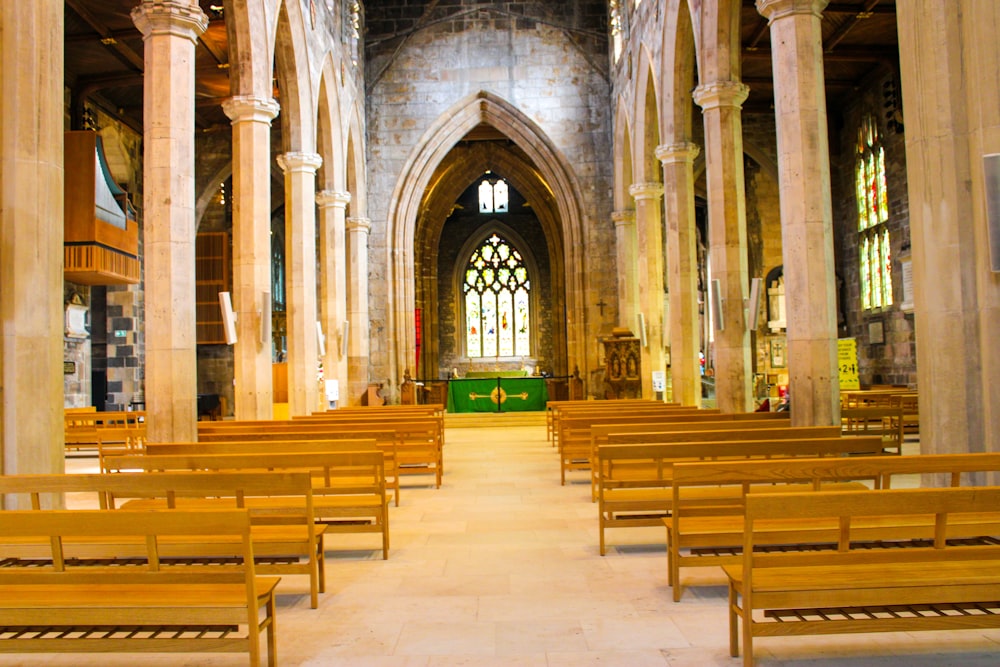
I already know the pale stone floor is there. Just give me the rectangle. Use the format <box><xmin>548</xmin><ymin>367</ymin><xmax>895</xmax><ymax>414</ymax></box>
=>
<box><xmin>6</xmin><ymin>423</ymin><xmax>1000</xmax><ymax>666</ymax></box>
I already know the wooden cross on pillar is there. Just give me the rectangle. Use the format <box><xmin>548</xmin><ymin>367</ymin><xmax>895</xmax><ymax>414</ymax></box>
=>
<box><xmin>596</xmin><ymin>299</ymin><xmax>608</xmax><ymax>317</ymax></box>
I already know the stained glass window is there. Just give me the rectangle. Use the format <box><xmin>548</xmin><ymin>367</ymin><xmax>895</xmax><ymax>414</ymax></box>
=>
<box><xmin>463</xmin><ymin>233</ymin><xmax>531</xmax><ymax>357</ymax></box>
<box><xmin>856</xmin><ymin>114</ymin><xmax>893</xmax><ymax>309</ymax></box>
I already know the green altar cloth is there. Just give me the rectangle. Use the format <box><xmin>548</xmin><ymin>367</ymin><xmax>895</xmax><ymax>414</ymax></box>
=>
<box><xmin>447</xmin><ymin>377</ymin><xmax>548</xmax><ymax>412</ymax></box>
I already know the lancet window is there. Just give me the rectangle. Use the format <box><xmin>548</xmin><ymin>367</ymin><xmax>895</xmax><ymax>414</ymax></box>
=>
<box><xmin>856</xmin><ymin>113</ymin><xmax>893</xmax><ymax>310</ymax></box>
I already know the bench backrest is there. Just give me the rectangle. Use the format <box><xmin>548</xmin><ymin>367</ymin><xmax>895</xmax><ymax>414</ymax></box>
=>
<box><xmin>597</xmin><ymin>436</ymin><xmax>884</xmax><ymax>488</ymax></box>
<box><xmin>0</xmin><ymin>508</ymin><xmax>257</xmax><ymax>586</ymax></box>
<box><xmin>743</xmin><ymin>487</ymin><xmax>1000</xmax><ymax>571</ymax></box>
<box><xmin>103</xmin><ymin>450</ymin><xmax>386</xmax><ymax>498</ymax></box>
<box><xmin>145</xmin><ymin>438</ymin><xmax>379</xmax><ymax>456</ymax></box>
<box><xmin>603</xmin><ymin>425</ymin><xmax>840</xmax><ymax>445</ymax></box>
<box><xmin>199</xmin><ymin>429</ymin><xmax>397</xmax><ymax>445</ymax></box>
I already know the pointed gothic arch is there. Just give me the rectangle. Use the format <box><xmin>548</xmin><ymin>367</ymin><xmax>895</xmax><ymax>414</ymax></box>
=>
<box><xmin>386</xmin><ymin>91</ymin><xmax>588</xmax><ymax>387</ymax></box>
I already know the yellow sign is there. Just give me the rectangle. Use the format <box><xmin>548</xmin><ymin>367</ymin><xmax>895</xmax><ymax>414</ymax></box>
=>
<box><xmin>838</xmin><ymin>338</ymin><xmax>860</xmax><ymax>390</ymax></box>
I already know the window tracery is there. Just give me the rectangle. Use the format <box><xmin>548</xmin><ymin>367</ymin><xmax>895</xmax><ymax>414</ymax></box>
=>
<box><xmin>857</xmin><ymin>113</ymin><xmax>892</xmax><ymax>310</ymax></box>
<box><xmin>463</xmin><ymin>232</ymin><xmax>531</xmax><ymax>358</ymax></box>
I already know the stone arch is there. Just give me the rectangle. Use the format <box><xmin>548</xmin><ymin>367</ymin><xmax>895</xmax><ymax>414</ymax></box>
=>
<box><xmin>345</xmin><ymin>100</ymin><xmax>366</xmax><ymax>217</ymax></box>
<box><xmin>613</xmin><ymin>95</ymin><xmax>634</xmax><ymax>211</ymax></box>
<box><xmin>696</xmin><ymin>0</ymin><xmax>743</xmax><ymax>84</ymax></box>
<box><xmin>195</xmin><ymin>162</ymin><xmax>232</xmax><ymax>230</ymax></box>
<box><xmin>412</xmin><ymin>141</ymin><xmax>567</xmax><ymax>378</ymax></box>
<box><xmin>224</xmin><ymin>0</ymin><xmax>278</xmax><ymax>97</ymax></box>
<box><xmin>273</xmin><ymin>0</ymin><xmax>315</xmax><ymax>152</ymax></box>
<box><xmin>387</xmin><ymin>91</ymin><xmax>587</xmax><ymax>388</ymax></box>
<box><xmin>662</xmin><ymin>0</ymin><xmax>698</xmax><ymax>146</ymax></box>
<box><xmin>316</xmin><ymin>55</ymin><xmax>344</xmax><ymax>191</ymax></box>
<box><xmin>633</xmin><ymin>46</ymin><xmax>662</xmax><ymax>184</ymax></box>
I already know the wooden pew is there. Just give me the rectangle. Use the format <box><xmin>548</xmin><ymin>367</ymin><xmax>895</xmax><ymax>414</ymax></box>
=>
<box><xmin>725</xmin><ymin>487</ymin><xmax>1000</xmax><ymax>667</ymax></box>
<box><xmin>555</xmin><ymin>408</ymin><xmax>724</xmax><ymax>483</ymax></box>
<box><xmin>666</xmin><ymin>452</ymin><xmax>1000</xmax><ymax>601</ymax></box>
<box><xmin>143</xmin><ymin>438</ymin><xmax>402</xmax><ymax>507</ymax></box>
<box><xmin>596</xmin><ymin>436</ymin><xmax>884</xmax><ymax>556</ymax></box>
<box><xmin>0</xmin><ymin>508</ymin><xmax>279</xmax><ymax>666</ymax></box>
<box><xmin>545</xmin><ymin>398</ymin><xmax>658</xmax><ymax>442</ymax></box>
<box><xmin>199</xmin><ymin>417</ymin><xmax>445</xmax><ymax>488</ymax></box>
<box><xmin>64</xmin><ymin>410</ymin><xmax>146</xmax><ymax>460</ymax></box>
<box><xmin>104</xmin><ymin>450</ymin><xmax>391</xmax><ymax>559</ymax></box>
<box><xmin>840</xmin><ymin>405</ymin><xmax>905</xmax><ymax>454</ymax></box>
<box><xmin>581</xmin><ymin>417</ymin><xmax>805</xmax><ymax>495</ymax></box>
<box><xmin>0</xmin><ymin>471</ymin><xmax>325</xmax><ymax>609</ymax></box>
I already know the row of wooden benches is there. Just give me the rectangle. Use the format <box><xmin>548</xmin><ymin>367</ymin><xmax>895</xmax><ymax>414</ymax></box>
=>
<box><xmin>2</xmin><ymin>404</ymin><xmax>447</xmax><ymax>664</ymax></box>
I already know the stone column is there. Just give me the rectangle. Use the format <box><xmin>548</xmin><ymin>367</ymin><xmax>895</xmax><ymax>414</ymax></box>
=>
<box><xmin>0</xmin><ymin>0</ymin><xmax>64</xmax><ymax>480</ymax></box>
<box><xmin>693</xmin><ymin>80</ymin><xmax>753</xmax><ymax>413</ymax></box>
<box><xmin>757</xmin><ymin>0</ymin><xmax>839</xmax><ymax>426</ymax></box>
<box><xmin>222</xmin><ymin>95</ymin><xmax>280</xmax><ymax>421</ymax></box>
<box><xmin>132</xmin><ymin>0</ymin><xmax>207</xmax><ymax>442</ymax></box>
<box><xmin>346</xmin><ymin>217</ymin><xmax>372</xmax><ymax>406</ymax></box>
<box><xmin>612</xmin><ymin>209</ymin><xmax>638</xmax><ymax>331</ymax></box>
<box><xmin>657</xmin><ymin>142</ymin><xmax>703</xmax><ymax>408</ymax></box>
<box><xmin>315</xmin><ymin>190</ymin><xmax>351</xmax><ymax>407</ymax></box>
<box><xmin>629</xmin><ymin>182</ymin><xmax>666</xmax><ymax>399</ymax></box>
<box><xmin>277</xmin><ymin>152</ymin><xmax>323</xmax><ymax>416</ymax></box>
<box><xmin>897</xmin><ymin>1</ymin><xmax>998</xmax><ymax>459</ymax></box>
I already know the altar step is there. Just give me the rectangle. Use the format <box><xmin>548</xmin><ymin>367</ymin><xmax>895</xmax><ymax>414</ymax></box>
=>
<box><xmin>445</xmin><ymin>410</ymin><xmax>546</xmax><ymax>429</ymax></box>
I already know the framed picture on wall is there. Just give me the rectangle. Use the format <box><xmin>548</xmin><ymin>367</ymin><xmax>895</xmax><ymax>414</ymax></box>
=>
<box><xmin>869</xmin><ymin>320</ymin><xmax>885</xmax><ymax>344</ymax></box>
<box><xmin>769</xmin><ymin>338</ymin><xmax>786</xmax><ymax>368</ymax></box>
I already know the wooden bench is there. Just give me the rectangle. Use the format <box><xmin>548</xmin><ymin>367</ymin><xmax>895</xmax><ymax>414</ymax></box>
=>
<box><xmin>143</xmin><ymin>437</ymin><xmax>402</xmax><ymax>507</ymax></box>
<box><xmin>546</xmin><ymin>398</ymin><xmax>658</xmax><ymax>442</ymax></box>
<box><xmin>596</xmin><ymin>436</ymin><xmax>885</xmax><ymax>556</ymax></box>
<box><xmin>199</xmin><ymin>417</ymin><xmax>445</xmax><ymax>489</ymax></box>
<box><xmin>0</xmin><ymin>508</ymin><xmax>279</xmax><ymax>666</ymax></box>
<box><xmin>104</xmin><ymin>450</ymin><xmax>391</xmax><ymax>559</ymax></box>
<box><xmin>64</xmin><ymin>410</ymin><xmax>146</xmax><ymax>461</ymax></box>
<box><xmin>0</xmin><ymin>471</ymin><xmax>326</xmax><ymax>608</ymax></box>
<box><xmin>666</xmin><ymin>452</ymin><xmax>1000</xmax><ymax>601</ymax></box>
<box><xmin>586</xmin><ymin>424</ymin><xmax>840</xmax><ymax>499</ymax></box>
<box><xmin>555</xmin><ymin>408</ymin><xmax>729</xmax><ymax>483</ymax></box>
<box><xmin>840</xmin><ymin>405</ymin><xmax>905</xmax><ymax>454</ymax></box>
<box><xmin>725</xmin><ymin>487</ymin><xmax>1000</xmax><ymax>667</ymax></box>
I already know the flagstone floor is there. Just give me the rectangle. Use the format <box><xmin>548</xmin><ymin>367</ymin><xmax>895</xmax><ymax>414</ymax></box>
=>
<box><xmin>5</xmin><ymin>421</ymin><xmax>1000</xmax><ymax>666</ymax></box>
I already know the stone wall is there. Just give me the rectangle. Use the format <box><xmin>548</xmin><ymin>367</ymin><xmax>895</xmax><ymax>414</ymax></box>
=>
<box><xmin>832</xmin><ymin>71</ymin><xmax>916</xmax><ymax>387</ymax></box>
<box><xmin>364</xmin><ymin>0</ymin><xmax>614</xmax><ymax>392</ymax></box>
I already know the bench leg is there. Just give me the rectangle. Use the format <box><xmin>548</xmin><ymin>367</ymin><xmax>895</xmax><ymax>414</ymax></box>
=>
<box><xmin>317</xmin><ymin>534</ymin><xmax>326</xmax><ymax>594</ymax></box>
<box><xmin>266</xmin><ymin>591</ymin><xmax>278</xmax><ymax>667</ymax></box>
<box><xmin>728</xmin><ymin>580</ymin><xmax>739</xmax><ymax>658</ymax></box>
<box><xmin>599</xmin><ymin>512</ymin><xmax>606</xmax><ymax>556</ymax></box>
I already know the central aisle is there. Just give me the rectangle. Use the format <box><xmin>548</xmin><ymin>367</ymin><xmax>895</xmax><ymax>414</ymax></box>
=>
<box><xmin>290</xmin><ymin>423</ymin><xmax>724</xmax><ymax>666</ymax></box>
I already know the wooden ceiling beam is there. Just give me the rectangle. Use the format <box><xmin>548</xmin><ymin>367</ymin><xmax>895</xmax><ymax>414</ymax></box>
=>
<box><xmin>65</xmin><ymin>0</ymin><xmax>145</xmax><ymax>72</ymax></box>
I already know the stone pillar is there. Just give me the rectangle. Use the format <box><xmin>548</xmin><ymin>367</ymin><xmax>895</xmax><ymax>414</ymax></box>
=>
<box><xmin>132</xmin><ymin>0</ymin><xmax>207</xmax><ymax>442</ymax></box>
<box><xmin>222</xmin><ymin>95</ymin><xmax>279</xmax><ymax>421</ymax></box>
<box><xmin>346</xmin><ymin>217</ymin><xmax>372</xmax><ymax>406</ymax></box>
<box><xmin>316</xmin><ymin>190</ymin><xmax>351</xmax><ymax>408</ymax></box>
<box><xmin>629</xmin><ymin>182</ymin><xmax>666</xmax><ymax>399</ymax></box>
<box><xmin>657</xmin><ymin>142</ymin><xmax>703</xmax><ymax>408</ymax></box>
<box><xmin>693</xmin><ymin>80</ymin><xmax>753</xmax><ymax>413</ymax></box>
<box><xmin>757</xmin><ymin>0</ymin><xmax>839</xmax><ymax>426</ymax></box>
<box><xmin>277</xmin><ymin>152</ymin><xmax>323</xmax><ymax>417</ymax></box>
<box><xmin>0</xmin><ymin>0</ymin><xmax>64</xmax><ymax>480</ymax></box>
<box><xmin>897</xmin><ymin>1</ymin><xmax>999</xmax><ymax>459</ymax></box>
<box><xmin>612</xmin><ymin>209</ymin><xmax>638</xmax><ymax>331</ymax></box>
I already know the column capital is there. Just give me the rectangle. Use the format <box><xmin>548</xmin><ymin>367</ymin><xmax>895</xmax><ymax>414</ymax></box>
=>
<box><xmin>692</xmin><ymin>80</ymin><xmax>750</xmax><ymax>111</ymax></box>
<box><xmin>316</xmin><ymin>190</ymin><xmax>352</xmax><ymax>209</ymax></box>
<box><xmin>756</xmin><ymin>0</ymin><xmax>828</xmax><ymax>22</ymax></box>
<box><xmin>629</xmin><ymin>182</ymin><xmax>664</xmax><ymax>201</ymax></box>
<box><xmin>277</xmin><ymin>152</ymin><xmax>323</xmax><ymax>174</ymax></box>
<box><xmin>612</xmin><ymin>209</ymin><xmax>636</xmax><ymax>227</ymax></box>
<box><xmin>656</xmin><ymin>142</ymin><xmax>701</xmax><ymax>165</ymax></box>
<box><xmin>222</xmin><ymin>95</ymin><xmax>280</xmax><ymax>124</ymax></box>
<box><xmin>131</xmin><ymin>0</ymin><xmax>209</xmax><ymax>42</ymax></box>
<box><xmin>346</xmin><ymin>217</ymin><xmax>372</xmax><ymax>234</ymax></box>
